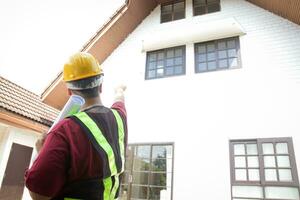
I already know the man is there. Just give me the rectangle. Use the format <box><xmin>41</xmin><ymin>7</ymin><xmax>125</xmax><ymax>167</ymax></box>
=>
<box><xmin>25</xmin><ymin>52</ymin><xmax>127</xmax><ymax>200</ymax></box>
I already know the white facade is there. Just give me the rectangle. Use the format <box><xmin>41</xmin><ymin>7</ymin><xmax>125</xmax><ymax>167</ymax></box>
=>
<box><xmin>100</xmin><ymin>0</ymin><xmax>300</xmax><ymax>199</ymax></box>
<box><xmin>0</xmin><ymin>122</ymin><xmax>39</xmax><ymax>200</ymax></box>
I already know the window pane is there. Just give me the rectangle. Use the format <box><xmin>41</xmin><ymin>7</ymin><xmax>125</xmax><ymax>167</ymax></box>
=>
<box><xmin>157</xmin><ymin>61</ymin><xmax>164</xmax><ymax>68</ymax></box>
<box><xmin>218</xmin><ymin>41</ymin><xmax>226</xmax><ymax>50</ymax></box>
<box><xmin>198</xmin><ymin>54</ymin><xmax>207</xmax><ymax>62</ymax></box>
<box><xmin>161</xmin><ymin>13</ymin><xmax>172</xmax><ymax>23</ymax></box>
<box><xmin>152</xmin><ymin>146</ymin><xmax>168</xmax><ymax>159</ymax></box>
<box><xmin>235</xmin><ymin>169</ymin><xmax>247</xmax><ymax>181</ymax></box>
<box><xmin>174</xmin><ymin>2</ymin><xmax>184</xmax><ymax>11</ymax></box>
<box><xmin>165</xmin><ymin>67</ymin><xmax>174</xmax><ymax>76</ymax></box>
<box><xmin>150</xmin><ymin>173</ymin><xmax>167</xmax><ymax>187</ymax></box>
<box><xmin>131</xmin><ymin>185</ymin><xmax>148</xmax><ymax>199</ymax></box>
<box><xmin>149</xmin><ymin>187</ymin><xmax>168</xmax><ymax>200</ymax></box>
<box><xmin>207</xmin><ymin>52</ymin><xmax>216</xmax><ymax>61</ymax></box>
<box><xmin>166</xmin><ymin>58</ymin><xmax>174</xmax><ymax>66</ymax></box>
<box><xmin>194</xmin><ymin>0</ymin><xmax>206</xmax><ymax>6</ymax></box>
<box><xmin>248</xmin><ymin>169</ymin><xmax>260</xmax><ymax>181</ymax></box>
<box><xmin>136</xmin><ymin>145</ymin><xmax>151</xmax><ymax>158</ymax></box>
<box><xmin>229</xmin><ymin>58</ymin><xmax>238</xmax><ymax>68</ymax></box>
<box><xmin>133</xmin><ymin>172</ymin><xmax>149</xmax><ymax>185</ymax></box>
<box><xmin>246</xmin><ymin>144</ymin><xmax>258</xmax><ymax>155</ymax></box>
<box><xmin>174</xmin><ymin>11</ymin><xmax>185</xmax><ymax>20</ymax></box>
<box><xmin>208</xmin><ymin>61</ymin><xmax>217</xmax><ymax>70</ymax></box>
<box><xmin>276</xmin><ymin>143</ymin><xmax>289</xmax><ymax>154</ymax></box>
<box><xmin>194</xmin><ymin>6</ymin><xmax>206</xmax><ymax>16</ymax></box>
<box><xmin>234</xmin><ymin>144</ymin><xmax>245</xmax><ymax>155</ymax></box>
<box><xmin>148</xmin><ymin>70</ymin><xmax>156</xmax><ymax>79</ymax></box>
<box><xmin>174</xmin><ymin>66</ymin><xmax>183</xmax><ymax>74</ymax></box>
<box><xmin>149</xmin><ymin>62</ymin><xmax>156</xmax><ymax>70</ymax></box>
<box><xmin>219</xmin><ymin>59</ymin><xmax>228</xmax><ymax>68</ymax></box>
<box><xmin>207</xmin><ymin>3</ymin><xmax>220</xmax><ymax>13</ymax></box>
<box><xmin>197</xmin><ymin>45</ymin><xmax>206</xmax><ymax>53</ymax></box>
<box><xmin>278</xmin><ymin>169</ymin><xmax>293</xmax><ymax>181</ymax></box>
<box><xmin>247</xmin><ymin>156</ymin><xmax>259</xmax><ymax>168</ymax></box>
<box><xmin>264</xmin><ymin>156</ymin><xmax>276</xmax><ymax>167</ymax></box>
<box><xmin>157</xmin><ymin>69</ymin><xmax>164</xmax><ymax>77</ymax></box>
<box><xmin>162</xmin><ymin>5</ymin><xmax>172</xmax><ymax>13</ymax></box>
<box><xmin>227</xmin><ymin>40</ymin><xmax>236</xmax><ymax>48</ymax></box>
<box><xmin>218</xmin><ymin>50</ymin><xmax>227</xmax><ymax>59</ymax></box>
<box><xmin>228</xmin><ymin>49</ymin><xmax>237</xmax><ymax>57</ymax></box>
<box><xmin>157</xmin><ymin>52</ymin><xmax>164</xmax><ymax>60</ymax></box>
<box><xmin>152</xmin><ymin>159</ymin><xmax>167</xmax><ymax>171</ymax></box>
<box><xmin>198</xmin><ymin>63</ymin><xmax>207</xmax><ymax>72</ymax></box>
<box><xmin>235</xmin><ymin>156</ymin><xmax>246</xmax><ymax>168</ymax></box>
<box><xmin>134</xmin><ymin>158</ymin><xmax>151</xmax><ymax>171</ymax></box>
<box><xmin>149</xmin><ymin>53</ymin><xmax>156</xmax><ymax>61</ymax></box>
<box><xmin>175</xmin><ymin>57</ymin><xmax>183</xmax><ymax>65</ymax></box>
<box><xmin>166</xmin><ymin>50</ymin><xmax>174</xmax><ymax>58</ymax></box>
<box><xmin>175</xmin><ymin>48</ymin><xmax>183</xmax><ymax>57</ymax></box>
<box><xmin>277</xmin><ymin>156</ymin><xmax>290</xmax><ymax>167</ymax></box>
<box><xmin>265</xmin><ymin>169</ymin><xmax>277</xmax><ymax>181</ymax></box>
<box><xmin>265</xmin><ymin>187</ymin><xmax>300</xmax><ymax>199</ymax></box>
<box><xmin>263</xmin><ymin>143</ymin><xmax>274</xmax><ymax>154</ymax></box>
<box><xmin>232</xmin><ymin>186</ymin><xmax>264</xmax><ymax>198</ymax></box>
<box><xmin>207</xmin><ymin>43</ymin><xmax>215</xmax><ymax>52</ymax></box>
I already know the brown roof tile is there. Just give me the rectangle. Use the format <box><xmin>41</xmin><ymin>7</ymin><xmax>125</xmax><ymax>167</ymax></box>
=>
<box><xmin>0</xmin><ymin>76</ymin><xmax>59</xmax><ymax>126</ymax></box>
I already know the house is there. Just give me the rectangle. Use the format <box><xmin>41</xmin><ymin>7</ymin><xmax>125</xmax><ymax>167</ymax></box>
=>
<box><xmin>42</xmin><ymin>0</ymin><xmax>300</xmax><ymax>199</ymax></box>
<box><xmin>0</xmin><ymin>76</ymin><xmax>59</xmax><ymax>200</ymax></box>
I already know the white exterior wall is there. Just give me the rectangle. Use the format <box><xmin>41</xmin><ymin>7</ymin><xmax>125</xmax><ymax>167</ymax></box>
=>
<box><xmin>101</xmin><ymin>0</ymin><xmax>300</xmax><ymax>199</ymax></box>
<box><xmin>0</xmin><ymin>122</ymin><xmax>39</xmax><ymax>200</ymax></box>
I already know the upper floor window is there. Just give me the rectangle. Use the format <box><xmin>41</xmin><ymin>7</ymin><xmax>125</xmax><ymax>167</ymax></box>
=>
<box><xmin>161</xmin><ymin>1</ymin><xmax>185</xmax><ymax>23</ymax></box>
<box><xmin>145</xmin><ymin>46</ymin><xmax>185</xmax><ymax>80</ymax></box>
<box><xmin>193</xmin><ymin>0</ymin><xmax>220</xmax><ymax>16</ymax></box>
<box><xmin>229</xmin><ymin>137</ymin><xmax>300</xmax><ymax>200</ymax></box>
<box><xmin>194</xmin><ymin>37</ymin><xmax>241</xmax><ymax>73</ymax></box>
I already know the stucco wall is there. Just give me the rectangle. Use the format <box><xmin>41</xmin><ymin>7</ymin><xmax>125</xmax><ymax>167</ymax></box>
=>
<box><xmin>100</xmin><ymin>0</ymin><xmax>300</xmax><ymax>199</ymax></box>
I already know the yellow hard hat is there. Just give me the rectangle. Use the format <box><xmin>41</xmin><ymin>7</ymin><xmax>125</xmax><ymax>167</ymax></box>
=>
<box><xmin>63</xmin><ymin>52</ymin><xmax>103</xmax><ymax>82</ymax></box>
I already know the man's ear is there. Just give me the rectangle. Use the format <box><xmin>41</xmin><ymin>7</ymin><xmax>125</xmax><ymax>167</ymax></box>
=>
<box><xmin>67</xmin><ymin>89</ymin><xmax>72</xmax><ymax>96</ymax></box>
<box><xmin>99</xmin><ymin>84</ymin><xmax>102</xmax><ymax>93</ymax></box>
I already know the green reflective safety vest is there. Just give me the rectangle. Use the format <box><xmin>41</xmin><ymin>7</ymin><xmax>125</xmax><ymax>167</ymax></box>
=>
<box><xmin>63</xmin><ymin>109</ymin><xmax>125</xmax><ymax>200</ymax></box>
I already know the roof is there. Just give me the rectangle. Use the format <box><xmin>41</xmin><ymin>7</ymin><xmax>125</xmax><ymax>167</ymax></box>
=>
<box><xmin>41</xmin><ymin>0</ymin><xmax>300</xmax><ymax>109</ymax></box>
<box><xmin>0</xmin><ymin>76</ymin><xmax>59</xmax><ymax>127</ymax></box>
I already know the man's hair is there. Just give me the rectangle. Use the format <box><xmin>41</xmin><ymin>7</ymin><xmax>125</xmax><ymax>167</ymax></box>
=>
<box><xmin>72</xmin><ymin>87</ymin><xmax>100</xmax><ymax>98</ymax></box>
<box><xmin>67</xmin><ymin>75</ymin><xmax>102</xmax><ymax>98</ymax></box>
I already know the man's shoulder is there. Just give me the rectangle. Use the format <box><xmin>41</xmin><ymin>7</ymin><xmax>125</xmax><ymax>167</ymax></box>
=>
<box><xmin>49</xmin><ymin>117</ymin><xmax>79</xmax><ymax>133</ymax></box>
<box><xmin>111</xmin><ymin>101</ymin><xmax>127</xmax><ymax>118</ymax></box>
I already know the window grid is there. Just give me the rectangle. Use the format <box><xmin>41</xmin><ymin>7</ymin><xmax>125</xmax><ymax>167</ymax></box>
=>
<box><xmin>193</xmin><ymin>0</ymin><xmax>220</xmax><ymax>16</ymax></box>
<box><xmin>230</xmin><ymin>138</ymin><xmax>300</xmax><ymax>200</ymax></box>
<box><xmin>120</xmin><ymin>143</ymin><xmax>174</xmax><ymax>200</ymax></box>
<box><xmin>146</xmin><ymin>46</ymin><xmax>185</xmax><ymax>80</ymax></box>
<box><xmin>194</xmin><ymin>37</ymin><xmax>241</xmax><ymax>74</ymax></box>
<box><xmin>161</xmin><ymin>1</ymin><xmax>185</xmax><ymax>23</ymax></box>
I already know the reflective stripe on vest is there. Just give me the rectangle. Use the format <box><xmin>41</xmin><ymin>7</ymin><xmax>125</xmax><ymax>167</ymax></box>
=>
<box><xmin>72</xmin><ymin>110</ymin><xmax>125</xmax><ymax>200</ymax></box>
<box><xmin>111</xmin><ymin>109</ymin><xmax>125</xmax><ymax>172</ymax></box>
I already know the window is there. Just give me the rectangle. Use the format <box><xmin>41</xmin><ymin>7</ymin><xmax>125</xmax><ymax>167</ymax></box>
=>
<box><xmin>195</xmin><ymin>37</ymin><xmax>241</xmax><ymax>73</ymax></box>
<box><xmin>229</xmin><ymin>138</ymin><xmax>300</xmax><ymax>200</ymax></box>
<box><xmin>161</xmin><ymin>1</ymin><xmax>185</xmax><ymax>23</ymax></box>
<box><xmin>146</xmin><ymin>46</ymin><xmax>185</xmax><ymax>80</ymax></box>
<box><xmin>119</xmin><ymin>143</ymin><xmax>174</xmax><ymax>200</ymax></box>
<box><xmin>193</xmin><ymin>0</ymin><xmax>220</xmax><ymax>16</ymax></box>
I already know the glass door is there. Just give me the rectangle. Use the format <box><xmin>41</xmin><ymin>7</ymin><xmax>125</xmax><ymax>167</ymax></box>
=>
<box><xmin>119</xmin><ymin>143</ymin><xmax>174</xmax><ymax>200</ymax></box>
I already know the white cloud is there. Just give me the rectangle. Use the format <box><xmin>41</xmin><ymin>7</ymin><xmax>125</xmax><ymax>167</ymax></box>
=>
<box><xmin>0</xmin><ymin>0</ymin><xmax>124</xmax><ymax>94</ymax></box>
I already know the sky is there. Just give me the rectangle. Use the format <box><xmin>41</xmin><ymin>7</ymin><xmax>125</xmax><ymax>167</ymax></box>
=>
<box><xmin>0</xmin><ymin>0</ymin><xmax>124</xmax><ymax>94</ymax></box>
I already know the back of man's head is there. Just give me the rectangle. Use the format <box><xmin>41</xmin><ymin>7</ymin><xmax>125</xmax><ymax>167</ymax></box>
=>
<box><xmin>62</xmin><ymin>52</ymin><xmax>104</xmax><ymax>98</ymax></box>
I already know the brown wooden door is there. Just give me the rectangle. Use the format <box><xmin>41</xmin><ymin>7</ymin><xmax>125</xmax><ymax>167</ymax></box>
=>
<box><xmin>0</xmin><ymin>143</ymin><xmax>33</xmax><ymax>200</ymax></box>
